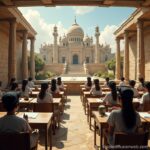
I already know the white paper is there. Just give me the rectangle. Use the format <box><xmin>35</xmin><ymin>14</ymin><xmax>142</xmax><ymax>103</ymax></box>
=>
<box><xmin>140</xmin><ymin>112</ymin><xmax>150</xmax><ymax>118</ymax></box>
<box><xmin>24</xmin><ymin>113</ymin><xmax>38</xmax><ymax>119</ymax></box>
<box><xmin>96</xmin><ymin>98</ymin><xmax>103</xmax><ymax>103</ymax></box>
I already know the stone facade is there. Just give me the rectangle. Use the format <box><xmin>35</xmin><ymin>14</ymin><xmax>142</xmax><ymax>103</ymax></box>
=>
<box><xmin>0</xmin><ymin>8</ymin><xmax>36</xmax><ymax>87</ymax></box>
<box><xmin>114</xmin><ymin>8</ymin><xmax>150</xmax><ymax>81</ymax></box>
<box><xmin>40</xmin><ymin>21</ymin><xmax>113</xmax><ymax>66</ymax></box>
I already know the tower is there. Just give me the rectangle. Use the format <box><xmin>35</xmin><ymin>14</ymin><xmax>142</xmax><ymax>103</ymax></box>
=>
<box><xmin>95</xmin><ymin>26</ymin><xmax>100</xmax><ymax>63</ymax></box>
<box><xmin>53</xmin><ymin>25</ymin><xmax>58</xmax><ymax>63</ymax></box>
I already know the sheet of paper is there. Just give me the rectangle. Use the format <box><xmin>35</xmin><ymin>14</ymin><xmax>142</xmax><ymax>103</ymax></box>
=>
<box><xmin>24</xmin><ymin>112</ymin><xmax>38</xmax><ymax>119</ymax></box>
<box><xmin>140</xmin><ymin>112</ymin><xmax>150</xmax><ymax>118</ymax></box>
<box><xmin>96</xmin><ymin>98</ymin><xmax>103</xmax><ymax>103</ymax></box>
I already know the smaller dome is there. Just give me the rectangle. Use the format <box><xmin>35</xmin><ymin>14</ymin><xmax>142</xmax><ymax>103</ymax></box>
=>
<box><xmin>84</xmin><ymin>35</ymin><xmax>90</xmax><ymax>42</ymax></box>
<box><xmin>62</xmin><ymin>35</ymin><xmax>68</xmax><ymax>42</ymax></box>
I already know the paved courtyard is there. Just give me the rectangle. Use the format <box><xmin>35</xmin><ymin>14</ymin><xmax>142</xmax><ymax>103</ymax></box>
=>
<box><xmin>38</xmin><ymin>96</ymin><xmax>96</xmax><ymax>150</ymax></box>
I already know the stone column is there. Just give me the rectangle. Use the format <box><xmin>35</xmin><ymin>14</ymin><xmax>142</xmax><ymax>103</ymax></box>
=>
<box><xmin>30</xmin><ymin>37</ymin><xmax>35</xmax><ymax>80</ymax></box>
<box><xmin>123</xmin><ymin>31</ymin><xmax>129</xmax><ymax>81</ymax></box>
<box><xmin>8</xmin><ymin>18</ymin><xmax>17</xmax><ymax>82</ymax></box>
<box><xmin>115</xmin><ymin>38</ymin><xmax>121</xmax><ymax>80</ymax></box>
<box><xmin>95</xmin><ymin>26</ymin><xmax>100</xmax><ymax>63</ymax></box>
<box><xmin>137</xmin><ymin>20</ymin><xmax>145</xmax><ymax>79</ymax></box>
<box><xmin>53</xmin><ymin>26</ymin><xmax>58</xmax><ymax>63</ymax></box>
<box><xmin>22</xmin><ymin>30</ymin><xmax>28</xmax><ymax>79</ymax></box>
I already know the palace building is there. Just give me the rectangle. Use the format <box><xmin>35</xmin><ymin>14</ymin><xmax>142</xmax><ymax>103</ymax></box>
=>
<box><xmin>40</xmin><ymin>20</ymin><xmax>113</xmax><ymax>75</ymax></box>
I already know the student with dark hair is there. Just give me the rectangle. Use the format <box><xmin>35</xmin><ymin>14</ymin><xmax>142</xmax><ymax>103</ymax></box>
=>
<box><xmin>137</xmin><ymin>77</ymin><xmax>145</xmax><ymax>91</ymax></box>
<box><xmin>140</xmin><ymin>82</ymin><xmax>150</xmax><ymax>111</ymax></box>
<box><xmin>10</xmin><ymin>82</ymin><xmax>19</xmax><ymax>91</ymax></box>
<box><xmin>49</xmin><ymin>79</ymin><xmax>60</xmax><ymax>94</ymax></box>
<box><xmin>37</xmin><ymin>83</ymin><xmax>53</xmax><ymax>103</ymax></box>
<box><xmin>0</xmin><ymin>92</ymin><xmax>39</xmax><ymax>148</ymax></box>
<box><xmin>129</xmin><ymin>80</ymin><xmax>139</xmax><ymax>98</ymax></box>
<box><xmin>8</xmin><ymin>77</ymin><xmax>16</xmax><ymax>89</ymax></box>
<box><xmin>21</xmin><ymin>79</ymin><xmax>32</xmax><ymax>98</ymax></box>
<box><xmin>84</xmin><ymin>77</ymin><xmax>92</xmax><ymax>90</ymax></box>
<box><xmin>57</xmin><ymin>77</ymin><xmax>64</xmax><ymax>90</ymax></box>
<box><xmin>119</xmin><ymin>77</ymin><xmax>126</xmax><ymax>87</ymax></box>
<box><xmin>103</xmin><ymin>81</ymin><xmax>118</xmax><ymax>106</ymax></box>
<box><xmin>104</xmin><ymin>77</ymin><xmax>110</xmax><ymax>87</ymax></box>
<box><xmin>28</xmin><ymin>77</ymin><xmax>34</xmax><ymax>88</ymax></box>
<box><xmin>107</xmin><ymin>88</ymin><xmax>141</xmax><ymax>145</ymax></box>
<box><xmin>90</xmin><ymin>79</ymin><xmax>102</xmax><ymax>96</ymax></box>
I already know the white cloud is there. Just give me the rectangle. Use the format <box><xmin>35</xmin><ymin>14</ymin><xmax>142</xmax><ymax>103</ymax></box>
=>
<box><xmin>73</xmin><ymin>6</ymin><xmax>95</xmax><ymax>15</ymax></box>
<box><xmin>99</xmin><ymin>25</ymin><xmax>119</xmax><ymax>53</ymax></box>
<box><xmin>19</xmin><ymin>8</ymin><xmax>67</xmax><ymax>52</ymax></box>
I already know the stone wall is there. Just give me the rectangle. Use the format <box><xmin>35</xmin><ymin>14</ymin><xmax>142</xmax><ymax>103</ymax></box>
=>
<box><xmin>144</xmin><ymin>31</ymin><xmax>150</xmax><ymax>81</ymax></box>
<box><xmin>43</xmin><ymin>64</ymin><xmax>65</xmax><ymax>75</ymax></box>
<box><xmin>129</xmin><ymin>36</ymin><xmax>137</xmax><ymax>80</ymax></box>
<box><xmin>85</xmin><ymin>63</ymin><xmax>107</xmax><ymax>75</ymax></box>
<box><xmin>0</xmin><ymin>22</ymin><xmax>23</xmax><ymax>87</ymax></box>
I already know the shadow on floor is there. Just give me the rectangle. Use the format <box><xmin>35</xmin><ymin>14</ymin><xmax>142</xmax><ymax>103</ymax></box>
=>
<box><xmin>61</xmin><ymin>112</ymin><xmax>70</xmax><ymax>120</ymax></box>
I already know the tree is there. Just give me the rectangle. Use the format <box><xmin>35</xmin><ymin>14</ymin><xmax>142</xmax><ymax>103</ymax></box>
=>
<box><xmin>106</xmin><ymin>58</ymin><xmax>116</xmax><ymax>75</ymax></box>
<box><xmin>35</xmin><ymin>54</ymin><xmax>45</xmax><ymax>76</ymax></box>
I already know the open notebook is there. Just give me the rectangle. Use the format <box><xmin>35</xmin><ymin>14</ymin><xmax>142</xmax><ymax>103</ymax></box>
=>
<box><xmin>24</xmin><ymin>112</ymin><xmax>38</xmax><ymax>119</ymax></box>
<box><xmin>96</xmin><ymin>98</ymin><xmax>103</xmax><ymax>103</ymax></box>
<box><xmin>140</xmin><ymin>112</ymin><xmax>150</xmax><ymax>118</ymax></box>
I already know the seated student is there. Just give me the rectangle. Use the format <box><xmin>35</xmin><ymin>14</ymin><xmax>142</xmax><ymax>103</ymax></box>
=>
<box><xmin>10</xmin><ymin>82</ymin><xmax>20</xmax><ymax>91</ymax></box>
<box><xmin>49</xmin><ymin>79</ymin><xmax>60</xmax><ymax>94</ymax></box>
<box><xmin>119</xmin><ymin>77</ymin><xmax>126</xmax><ymax>87</ymax></box>
<box><xmin>84</xmin><ymin>77</ymin><xmax>92</xmax><ymax>90</ymax></box>
<box><xmin>129</xmin><ymin>80</ymin><xmax>139</xmax><ymax>98</ymax></box>
<box><xmin>37</xmin><ymin>83</ymin><xmax>53</xmax><ymax>103</ymax></box>
<box><xmin>8</xmin><ymin>77</ymin><xmax>16</xmax><ymax>90</ymax></box>
<box><xmin>27</xmin><ymin>77</ymin><xmax>34</xmax><ymax>88</ymax></box>
<box><xmin>140</xmin><ymin>82</ymin><xmax>150</xmax><ymax>111</ymax></box>
<box><xmin>104</xmin><ymin>77</ymin><xmax>110</xmax><ymax>87</ymax></box>
<box><xmin>90</xmin><ymin>79</ymin><xmax>102</xmax><ymax>96</ymax></box>
<box><xmin>57</xmin><ymin>77</ymin><xmax>64</xmax><ymax>91</ymax></box>
<box><xmin>107</xmin><ymin>88</ymin><xmax>141</xmax><ymax>145</ymax></box>
<box><xmin>0</xmin><ymin>92</ymin><xmax>39</xmax><ymax>148</ymax></box>
<box><xmin>103</xmin><ymin>81</ymin><xmax>118</xmax><ymax>106</ymax></box>
<box><xmin>21</xmin><ymin>79</ymin><xmax>32</xmax><ymax>98</ymax></box>
<box><xmin>137</xmin><ymin>77</ymin><xmax>145</xmax><ymax>91</ymax></box>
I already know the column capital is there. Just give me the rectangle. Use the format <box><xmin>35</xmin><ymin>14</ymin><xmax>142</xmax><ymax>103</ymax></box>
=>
<box><xmin>137</xmin><ymin>19</ymin><xmax>144</xmax><ymax>29</ymax></box>
<box><xmin>30</xmin><ymin>37</ymin><xmax>36</xmax><ymax>41</ymax></box>
<box><xmin>115</xmin><ymin>37</ymin><xmax>121</xmax><ymax>42</ymax></box>
<box><xmin>8</xmin><ymin>18</ymin><xmax>16</xmax><ymax>23</ymax></box>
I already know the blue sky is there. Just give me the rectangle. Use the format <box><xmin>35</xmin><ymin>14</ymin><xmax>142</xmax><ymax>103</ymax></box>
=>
<box><xmin>19</xmin><ymin>6</ymin><xmax>135</xmax><ymax>52</ymax></box>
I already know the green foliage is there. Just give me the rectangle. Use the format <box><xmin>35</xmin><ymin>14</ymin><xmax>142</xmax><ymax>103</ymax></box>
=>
<box><xmin>35</xmin><ymin>54</ymin><xmax>45</xmax><ymax>75</ymax></box>
<box><xmin>106</xmin><ymin>58</ymin><xmax>116</xmax><ymax>75</ymax></box>
<box><xmin>35</xmin><ymin>71</ymin><xmax>56</xmax><ymax>80</ymax></box>
<box><xmin>94</xmin><ymin>71</ymin><xmax>115</xmax><ymax>80</ymax></box>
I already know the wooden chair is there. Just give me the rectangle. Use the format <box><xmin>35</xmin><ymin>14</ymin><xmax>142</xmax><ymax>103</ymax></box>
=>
<box><xmin>0</xmin><ymin>132</ymin><xmax>37</xmax><ymax>150</ymax></box>
<box><xmin>109</xmin><ymin>132</ymin><xmax>149</xmax><ymax>150</ymax></box>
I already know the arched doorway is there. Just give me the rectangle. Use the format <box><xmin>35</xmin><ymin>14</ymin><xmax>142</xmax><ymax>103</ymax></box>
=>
<box><xmin>73</xmin><ymin>55</ymin><xmax>78</xmax><ymax>64</ymax></box>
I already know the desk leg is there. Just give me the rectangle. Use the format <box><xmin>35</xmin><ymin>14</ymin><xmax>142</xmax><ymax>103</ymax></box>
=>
<box><xmin>87</xmin><ymin>104</ymin><xmax>89</xmax><ymax>123</ymax></box>
<box><xmin>49</xmin><ymin>124</ymin><xmax>52</xmax><ymax>150</ymax></box>
<box><xmin>45</xmin><ymin>126</ymin><xmax>48</xmax><ymax>150</ymax></box>
<box><xmin>100</xmin><ymin>126</ymin><xmax>103</xmax><ymax>150</ymax></box>
<box><xmin>94</xmin><ymin>120</ymin><xmax>96</xmax><ymax>146</ymax></box>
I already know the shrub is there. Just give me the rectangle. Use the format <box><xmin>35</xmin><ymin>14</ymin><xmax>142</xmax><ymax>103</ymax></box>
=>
<box><xmin>35</xmin><ymin>71</ymin><xmax>55</xmax><ymax>80</ymax></box>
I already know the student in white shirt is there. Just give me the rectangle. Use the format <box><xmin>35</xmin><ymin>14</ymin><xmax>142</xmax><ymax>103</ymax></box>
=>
<box><xmin>137</xmin><ymin>77</ymin><xmax>145</xmax><ymax>91</ymax></box>
<box><xmin>104</xmin><ymin>77</ymin><xmax>109</xmax><ymax>88</ymax></box>
<box><xmin>90</xmin><ymin>79</ymin><xmax>102</xmax><ymax>96</ymax></box>
<box><xmin>37</xmin><ymin>83</ymin><xmax>53</xmax><ymax>103</ymax></box>
<box><xmin>0</xmin><ymin>92</ymin><xmax>39</xmax><ymax>148</ymax></box>
<box><xmin>28</xmin><ymin>77</ymin><xmax>34</xmax><ymax>88</ymax></box>
<box><xmin>21</xmin><ymin>80</ymin><xmax>32</xmax><ymax>98</ymax></box>
<box><xmin>103</xmin><ymin>81</ymin><xmax>118</xmax><ymax>106</ymax></box>
<box><xmin>57</xmin><ymin>77</ymin><xmax>64</xmax><ymax>91</ymax></box>
<box><xmin>129</xmin><ymin>80</ymin><xmax>139</xmax><ymax>98</ymax></box>
<box><xmin>107</xmin><ymin>88</ymin><xmax>141</xmax><ymax>145</ymax></box>
<box><xmin>84</xmin><ymin>77</ymin><xmax>92</xmax><ymax>90</ymax></box>
<box><xmin>140</xmin><ymin>82</ymin><xmax>150</xmax><ymax>111</ymax></box>
<box><xmin>119</xmin><ymin>77</ymin><xmax>126</xmax><ymax>87</ymax></box>
<box><xmin>49</xmin><ymin>79</ymin><xmax>60</xmax><ymax>94</ymax></box>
